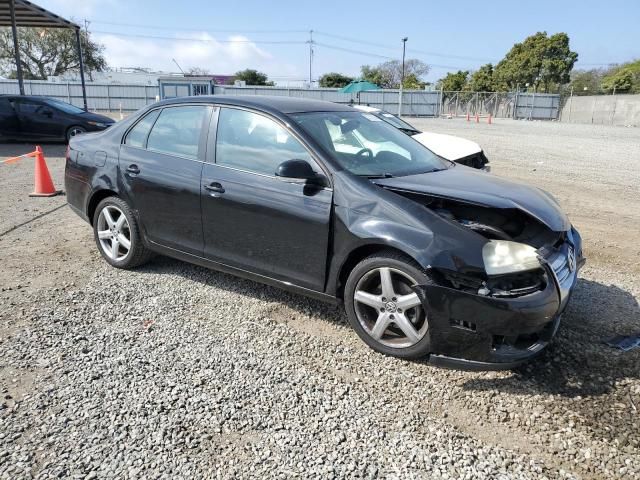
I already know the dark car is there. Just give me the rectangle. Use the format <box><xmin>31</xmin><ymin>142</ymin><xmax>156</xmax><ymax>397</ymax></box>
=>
<box><xmin>65</xmin><ymin>96</ymin><xmax>584</xmax><ymax>370</ymax></box>
<box><xmin>0</xmin><ymin>95</ymin><xmax>115</xmax><ymax>142</ymax></box>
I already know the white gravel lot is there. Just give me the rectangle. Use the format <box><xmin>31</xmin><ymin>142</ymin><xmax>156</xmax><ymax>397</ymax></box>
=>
<box><xmin>0</xmin><ymin>119</ymin><xmax>639</xmax><ymax>479</ymax></box>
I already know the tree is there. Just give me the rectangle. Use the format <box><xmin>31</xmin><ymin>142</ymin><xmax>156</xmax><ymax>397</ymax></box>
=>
<box><xmin>402</xmin><ymin>73</ymin><xmax>426</xmax><ymax>90</ymax></box>
<box><xmin>187</xmin><ymin>67</ymin><xmax>210</xmax><ymax>76</ymax></box>
<box><xmin>493</xmin><ymin>32</ymin><xmax>577</xmax><ymax>92</ymax></box>
<box><xmin>436</xmin><ymin>70</ymin><xmax>469</xmax><ymax>92</ymax></box>
<box><xmin>232</xmin><ymin>68</ymin><xmax>274</xmax><ymax>86</ymax></box>
<box><xmin>318</xmin><ymin>72</ymin><xmax>353</xmax><ymax>88</ymax></box>
<box><xmin>360</xmin><ymin>59</ymin><xmax>429</xmax><ymax>89</ymax></box>
<box><xmin>0</xmin><ymin>27</ymin><xmax>106</xmax><ymax>80</ymax></box>
<box><xmin>601</xmin><ymin>60</ymin><xmax>640</xmax><ymax>94</ymax></box>
<box><xmin>566</xmin><ymin>69</ymin><xmax>604</xmax><ymax>95</ymax></box>
<box><xmin>467</xmin><ymin>64</ymin><xmax>494</xmax><ymax>92</ymax></box>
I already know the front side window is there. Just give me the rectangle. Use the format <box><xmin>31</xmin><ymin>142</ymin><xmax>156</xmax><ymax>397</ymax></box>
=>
<box><xmin>291</xmin><ymin>111</ymin><xmax>449</xmax><ymax>177</ymax></box>
<box><xmin>147</xmin><ymin>105</ymin><xmax>208</xmax><ymax>159</ymax></box>
<box><xmin>125</xmin><ymin>109</ymin><xmax>160</xmax><ymax>148</ymax></box>
<box><xmin>216</xmin><ymin>108</ymin><xmax>315</xmax><ymax>176</ymax></box>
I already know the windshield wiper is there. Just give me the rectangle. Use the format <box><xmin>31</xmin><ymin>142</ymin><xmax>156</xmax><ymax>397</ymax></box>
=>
<box><xmin>362</xmin><ymin>173</ymin><xmax>395</xmax><ymax>179</ymax></box>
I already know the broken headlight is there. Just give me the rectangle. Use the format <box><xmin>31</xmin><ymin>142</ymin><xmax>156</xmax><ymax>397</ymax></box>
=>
<box><xmin>482</xmin><ymin>240</ymin><xmax>541</xmax><ymax>276</ymax></box>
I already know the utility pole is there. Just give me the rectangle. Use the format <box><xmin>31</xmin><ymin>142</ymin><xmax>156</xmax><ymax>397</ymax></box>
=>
<box><xmin>398</xmin><ymin>37</ymin><xmax>408</xmax><ymax>116</ymax></box>
<box><xmin>9</xmin><ymin>0</ymin><xmax>24</xmax><ymax>95</ymax></box>
<box><xmin>308</xmin><ymin>30</ymin><xmax>314</xmax><ymax>88</ymax></box>
<box><xmin>83</xmin><ymin>19</ymin><xmax>92</xmax><ymax>81</ymax></box>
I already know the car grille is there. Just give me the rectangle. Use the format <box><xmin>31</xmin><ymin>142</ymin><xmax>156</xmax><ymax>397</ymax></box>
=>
<box><xmin>548</xmin><ymin>246</ymin><xmax>574</xmax><ymax>283</ymax></box>
<box><xmin>543</xmin><ymin>244</ymin><xmax>577</xmax><ymax>307</ymax></box>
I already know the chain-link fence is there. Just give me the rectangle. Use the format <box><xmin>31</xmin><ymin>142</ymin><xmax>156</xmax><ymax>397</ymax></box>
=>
<box><xmin>440</xmin><ymin>91</ymin><xmax>561</xmax><ymax>120</ymax></box>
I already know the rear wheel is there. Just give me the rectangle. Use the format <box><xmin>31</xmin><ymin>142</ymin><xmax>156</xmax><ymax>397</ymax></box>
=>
<box><xmin>93</xmin><ymin>197</ymin><xmax>152</xmax><ymax>269</ymax></box>
<box><xmin>344</xmin><ymin>251</ymin><xmax>433</xmax><ymax>359</ymax></box>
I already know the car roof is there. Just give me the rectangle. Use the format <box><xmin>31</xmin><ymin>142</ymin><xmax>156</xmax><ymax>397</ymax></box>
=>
<box><xmin>351</xmin><ymin>104</ymin><xmax>381</xmax><ymax>113</ymax></box>
<box><xmin>0</xmin><ymin>94</ymin><xmax>51</xmax><ymax>102</ymax></box>
<box><xmin>156</xmin><ymin>95</ymin><xmax>355</xmax><ymax>114</ymax></box>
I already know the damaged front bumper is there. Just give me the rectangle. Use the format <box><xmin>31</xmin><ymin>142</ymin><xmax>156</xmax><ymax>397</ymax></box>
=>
<box><xmin>419</xmin><ymin>233</ymin><xmax>585</xmax><ymax>370</ymax></box>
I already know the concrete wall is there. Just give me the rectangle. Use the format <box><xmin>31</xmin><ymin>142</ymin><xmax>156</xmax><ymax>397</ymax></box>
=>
<box><xmin>560</xmin><ymin>94</ymin><xmax>640</xmax><ymax>126</ymax></box>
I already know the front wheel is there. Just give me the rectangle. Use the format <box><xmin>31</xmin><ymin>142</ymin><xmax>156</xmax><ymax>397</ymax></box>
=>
<box><xmin>93</xmin><ymin>197</ymin><xmax>152</xmax><ymax>269</ymax></box>
<box><xmin>344</xmin><ymin>251</ymin><xmax>433</xmax><ymax>359</ymax></box>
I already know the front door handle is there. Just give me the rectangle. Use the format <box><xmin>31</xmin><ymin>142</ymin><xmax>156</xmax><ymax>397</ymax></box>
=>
<box><xmin>126</xmin><ymin>164</ymin><xmax>140</xmax><ymax>175</ymax></box>
<box><xmin>204</xmin><ymin>182</ymin><xmax>225</xmax><ymax>195</ymax></box>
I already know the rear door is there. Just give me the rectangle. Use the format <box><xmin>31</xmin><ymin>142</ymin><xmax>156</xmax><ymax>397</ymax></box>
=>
<box><xmin>201</xmin><ymin>106</ymin><xmax>333</xmax><ymax>291</ymax></box>
<box><xmin>118</xmin><ymin>104</ymin><xmax>212</xmax><ymax>254</ymax></box>
<box><xmin>0</xmin><ymin>97</ymin><xmax>19</xmax><ymax>139</ymax></box>
<box><xmin>12</xmin><ymin>98</ymin><xmax>60</xmax><ymax>139</ymax></box>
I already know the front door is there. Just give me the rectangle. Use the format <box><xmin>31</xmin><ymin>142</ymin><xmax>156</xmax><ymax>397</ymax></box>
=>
<box><xmin>201</xmin><ymin>107</ymin><xmax>332</xmax><ymax>292</ymax></box>
<box><xmin>118</xmin><ymin>105</ymin><xmax>211</xmax><ymax>254</ymax></box>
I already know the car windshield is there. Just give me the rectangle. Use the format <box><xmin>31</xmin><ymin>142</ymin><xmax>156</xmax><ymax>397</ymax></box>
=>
<box><xmin>376</xmin><ymin>111</ymin><xmax>421</xmax><ymax>134</ymax></box>
<box><xmin>290</xmin><ymin>111</ymin><xmax>448</xmax><ymax>177</ymax></box>
<box><xmin>45</xmin><ymin>99</ymin><xmax>85</xmax><ymax>114</ymax></box>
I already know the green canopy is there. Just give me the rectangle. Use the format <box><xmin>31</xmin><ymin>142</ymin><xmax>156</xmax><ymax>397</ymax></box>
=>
<box><xmin>338</xmin><ymin>80</ymin><xmax>381</xmax><ymax>93</ymax></box>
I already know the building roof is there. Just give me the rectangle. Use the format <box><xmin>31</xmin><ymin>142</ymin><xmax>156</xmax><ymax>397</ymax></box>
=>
<box><xmin>0</xmin><ymin>0</ymin><xmax>78</xmax><ymax>29</ymax></box>
<box><xmin>159</xmin><ymin>95</ymin><xmax>354</xmax><ymax>114</ymax></box>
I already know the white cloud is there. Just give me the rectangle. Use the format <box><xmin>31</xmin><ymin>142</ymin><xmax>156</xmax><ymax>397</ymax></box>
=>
<box><xmin>95</xmin><ymin>32</ymin><xmax>301</xmax><ymax>80</ymax></box>
<box><xmin>37</xmin><ymin>0</ymin><xmax>119</xmax><ymax>20</ymax></box>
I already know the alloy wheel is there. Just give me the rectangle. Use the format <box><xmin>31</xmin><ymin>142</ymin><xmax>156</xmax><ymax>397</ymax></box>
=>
<box><xmin>96</xmin><ymin>205</ymin><xmax>132</xmax><ymax>262</ymax></box>
<box><xmin>353</xmin><ymin>267</ymin><xmax>427</xmax><ymax>348</ymax></box>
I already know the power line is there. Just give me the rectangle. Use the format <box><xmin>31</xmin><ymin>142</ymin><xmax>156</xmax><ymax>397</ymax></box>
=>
<box><xmin>92</xmin><ymin>30</ymin><xmax>307</xmax><ymax>45</ymax></box>
<box><xmin>314</xmin><ymin>30</ymin><xmax>496</xmax><ymax>63</ymax></box>
<box><xmin>88</xmin><ymin>20</ymin><xmax>619</xmax><ymax>72</ymax></box>
<box><xmin>314</xmin><ymin>42</ymin><xmax>395</xmax><ymax>61</ymax></box>
<box><xmin>90</xmin><ymin>20</ymin><xmax>307</xmax><ymax>34</ymax></box>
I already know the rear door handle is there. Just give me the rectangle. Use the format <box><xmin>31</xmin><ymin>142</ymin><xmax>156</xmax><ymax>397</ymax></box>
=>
<box><xmin>204</xmin><ymin>182</ymin><xmax>225</xmax><ymax>195</ymax></box>
<box><xmin>126</xmin><ymin>164</ymin><xmax>140</xmax><ymax>175</ymax></box>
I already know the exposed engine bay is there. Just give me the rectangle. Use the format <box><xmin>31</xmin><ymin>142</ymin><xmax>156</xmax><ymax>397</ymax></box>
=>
<box><xmin>385</xmin><ymin>188</ymin><xmax>564</xmax><ymax>298</ymax></box>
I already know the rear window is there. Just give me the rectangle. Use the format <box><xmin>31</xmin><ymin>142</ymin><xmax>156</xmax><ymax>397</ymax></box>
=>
<box><xmin>125</xmin><ymin>109</ymin><xmax>161</xmax><ymax>148</ymax></box>
<box><xmin>147</xmin><ymin>106</ymin><xmax>208</xmax><ymax>159</ymax></box>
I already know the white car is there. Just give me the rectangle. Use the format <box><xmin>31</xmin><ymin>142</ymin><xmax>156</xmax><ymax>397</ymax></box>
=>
<box><xmin>351</xmin><ymin>105</ymin><xmax>489</xmax><ymax>171</ymax></box>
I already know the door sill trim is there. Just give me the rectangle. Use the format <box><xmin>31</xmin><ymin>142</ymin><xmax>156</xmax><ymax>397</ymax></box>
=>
<box><xmin>147</xmin><ymin>240</ymin><xmax>339</xmax><ymax>305</ymax></box>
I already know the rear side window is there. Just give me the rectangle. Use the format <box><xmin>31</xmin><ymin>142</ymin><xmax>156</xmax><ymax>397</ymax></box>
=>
<box><xmin>147</xmin><ymin>106</ymin><xmax>208</xmax><ymax>159</ymax></box>
<box><xmin>0</xmin><ymin>97</ymin><xmax>15</xmax><ymax>114</ymax></box>
<box><xmin>14</xmin><ymin>100</ymin><xmax>43</xmax><ymax>115</ymax></box>
<box><xmin>125</xmin><ymin>109</ymin><xmax>160</xmax><ymax>148</ymax></box>
<box><xmin>215</xmin><ymin>107</ymin><xmax>314</xmax><ymax>176</ymax></box>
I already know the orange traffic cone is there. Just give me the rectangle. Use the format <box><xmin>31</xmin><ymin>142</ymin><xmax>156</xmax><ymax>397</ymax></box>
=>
<box><xmin>30</xmin><ymin>146</ymin><xmax>61</xmax><ymax>197</ymax></box>
<box><xmin>488</xmin><ymin>114</ymin><xmax>493</xmax><ymax>125</ymax></box>
<box><xmin>475</xmin><ymin>113</ymin><xmax>480</xmax><ymax>123</ymax></box>
<box><xmin>466</xmin><ymin>112</ymin><xmax>470</xmax><ymax>122</ymax></box>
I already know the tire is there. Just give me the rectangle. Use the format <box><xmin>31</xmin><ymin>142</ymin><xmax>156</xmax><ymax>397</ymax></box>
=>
<box><xmin>66</xmin><ymin>125</ymin><xmax>86</xmax><ymax>142</ymax></box>
<box><xmin>93</xmin><ymin>196</ymin><xmax>153</xmax><ymax>269</ymax></box>
<box><xmin>344</xmin><ymin>250</ymin><xmax>433</xmax><ymax>359</ymax></box>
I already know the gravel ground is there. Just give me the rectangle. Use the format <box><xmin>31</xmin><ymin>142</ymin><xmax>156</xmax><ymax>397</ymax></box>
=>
<box><xmin>1</xmin><ymin>120</ymin><xmax>639</xmax><ymax>479</ymax></box>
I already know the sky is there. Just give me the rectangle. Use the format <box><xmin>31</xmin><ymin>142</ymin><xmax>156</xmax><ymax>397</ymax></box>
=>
<box><xmin>38</xmin><ymin>0</ymin><xmax>640</xmax><ymax>85</ymax></box>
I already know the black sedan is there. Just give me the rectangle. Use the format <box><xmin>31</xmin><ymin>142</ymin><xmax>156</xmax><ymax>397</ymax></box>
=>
<box><xmin>64</xmin><ymin>95</ymin><xmax>584</xmax><ymax>370</ymax></box>
<box><xmin>0</xmin><ymin>95</ymin><xmax>115</xmax><ymax>142</ymax></box>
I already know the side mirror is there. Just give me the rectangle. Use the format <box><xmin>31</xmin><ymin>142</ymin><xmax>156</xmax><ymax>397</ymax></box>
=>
<box><xmin>276</xmin><ymin>159</ymin><xmax>318</xmax><ymax>184</ymax></box>
<box><xmin>41</xmin><ymin>108</ymin><xmax>53</xmax><ymax>117</ymax></box>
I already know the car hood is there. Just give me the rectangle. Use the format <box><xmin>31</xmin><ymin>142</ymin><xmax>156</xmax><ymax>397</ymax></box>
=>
<box><xmin>372</xmin><ymin>166</ymin><xmax>570</xmax><ymax>232</ymax></box>
<box><xmin>412</xmin><ymin>131</ymin><xmax>481</xmax><ymax>161</ymax></box>
<box><xmin>79</xmin><ymin>111</ymin><xmax>115</xmax><ymax>124</ymax></box>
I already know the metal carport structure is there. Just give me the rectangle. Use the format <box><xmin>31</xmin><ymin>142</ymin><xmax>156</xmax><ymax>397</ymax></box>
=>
<box><xmin>0</xmin><ymin>0</ymin><xmax>87</xmax><ymax>110</ymax></box>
